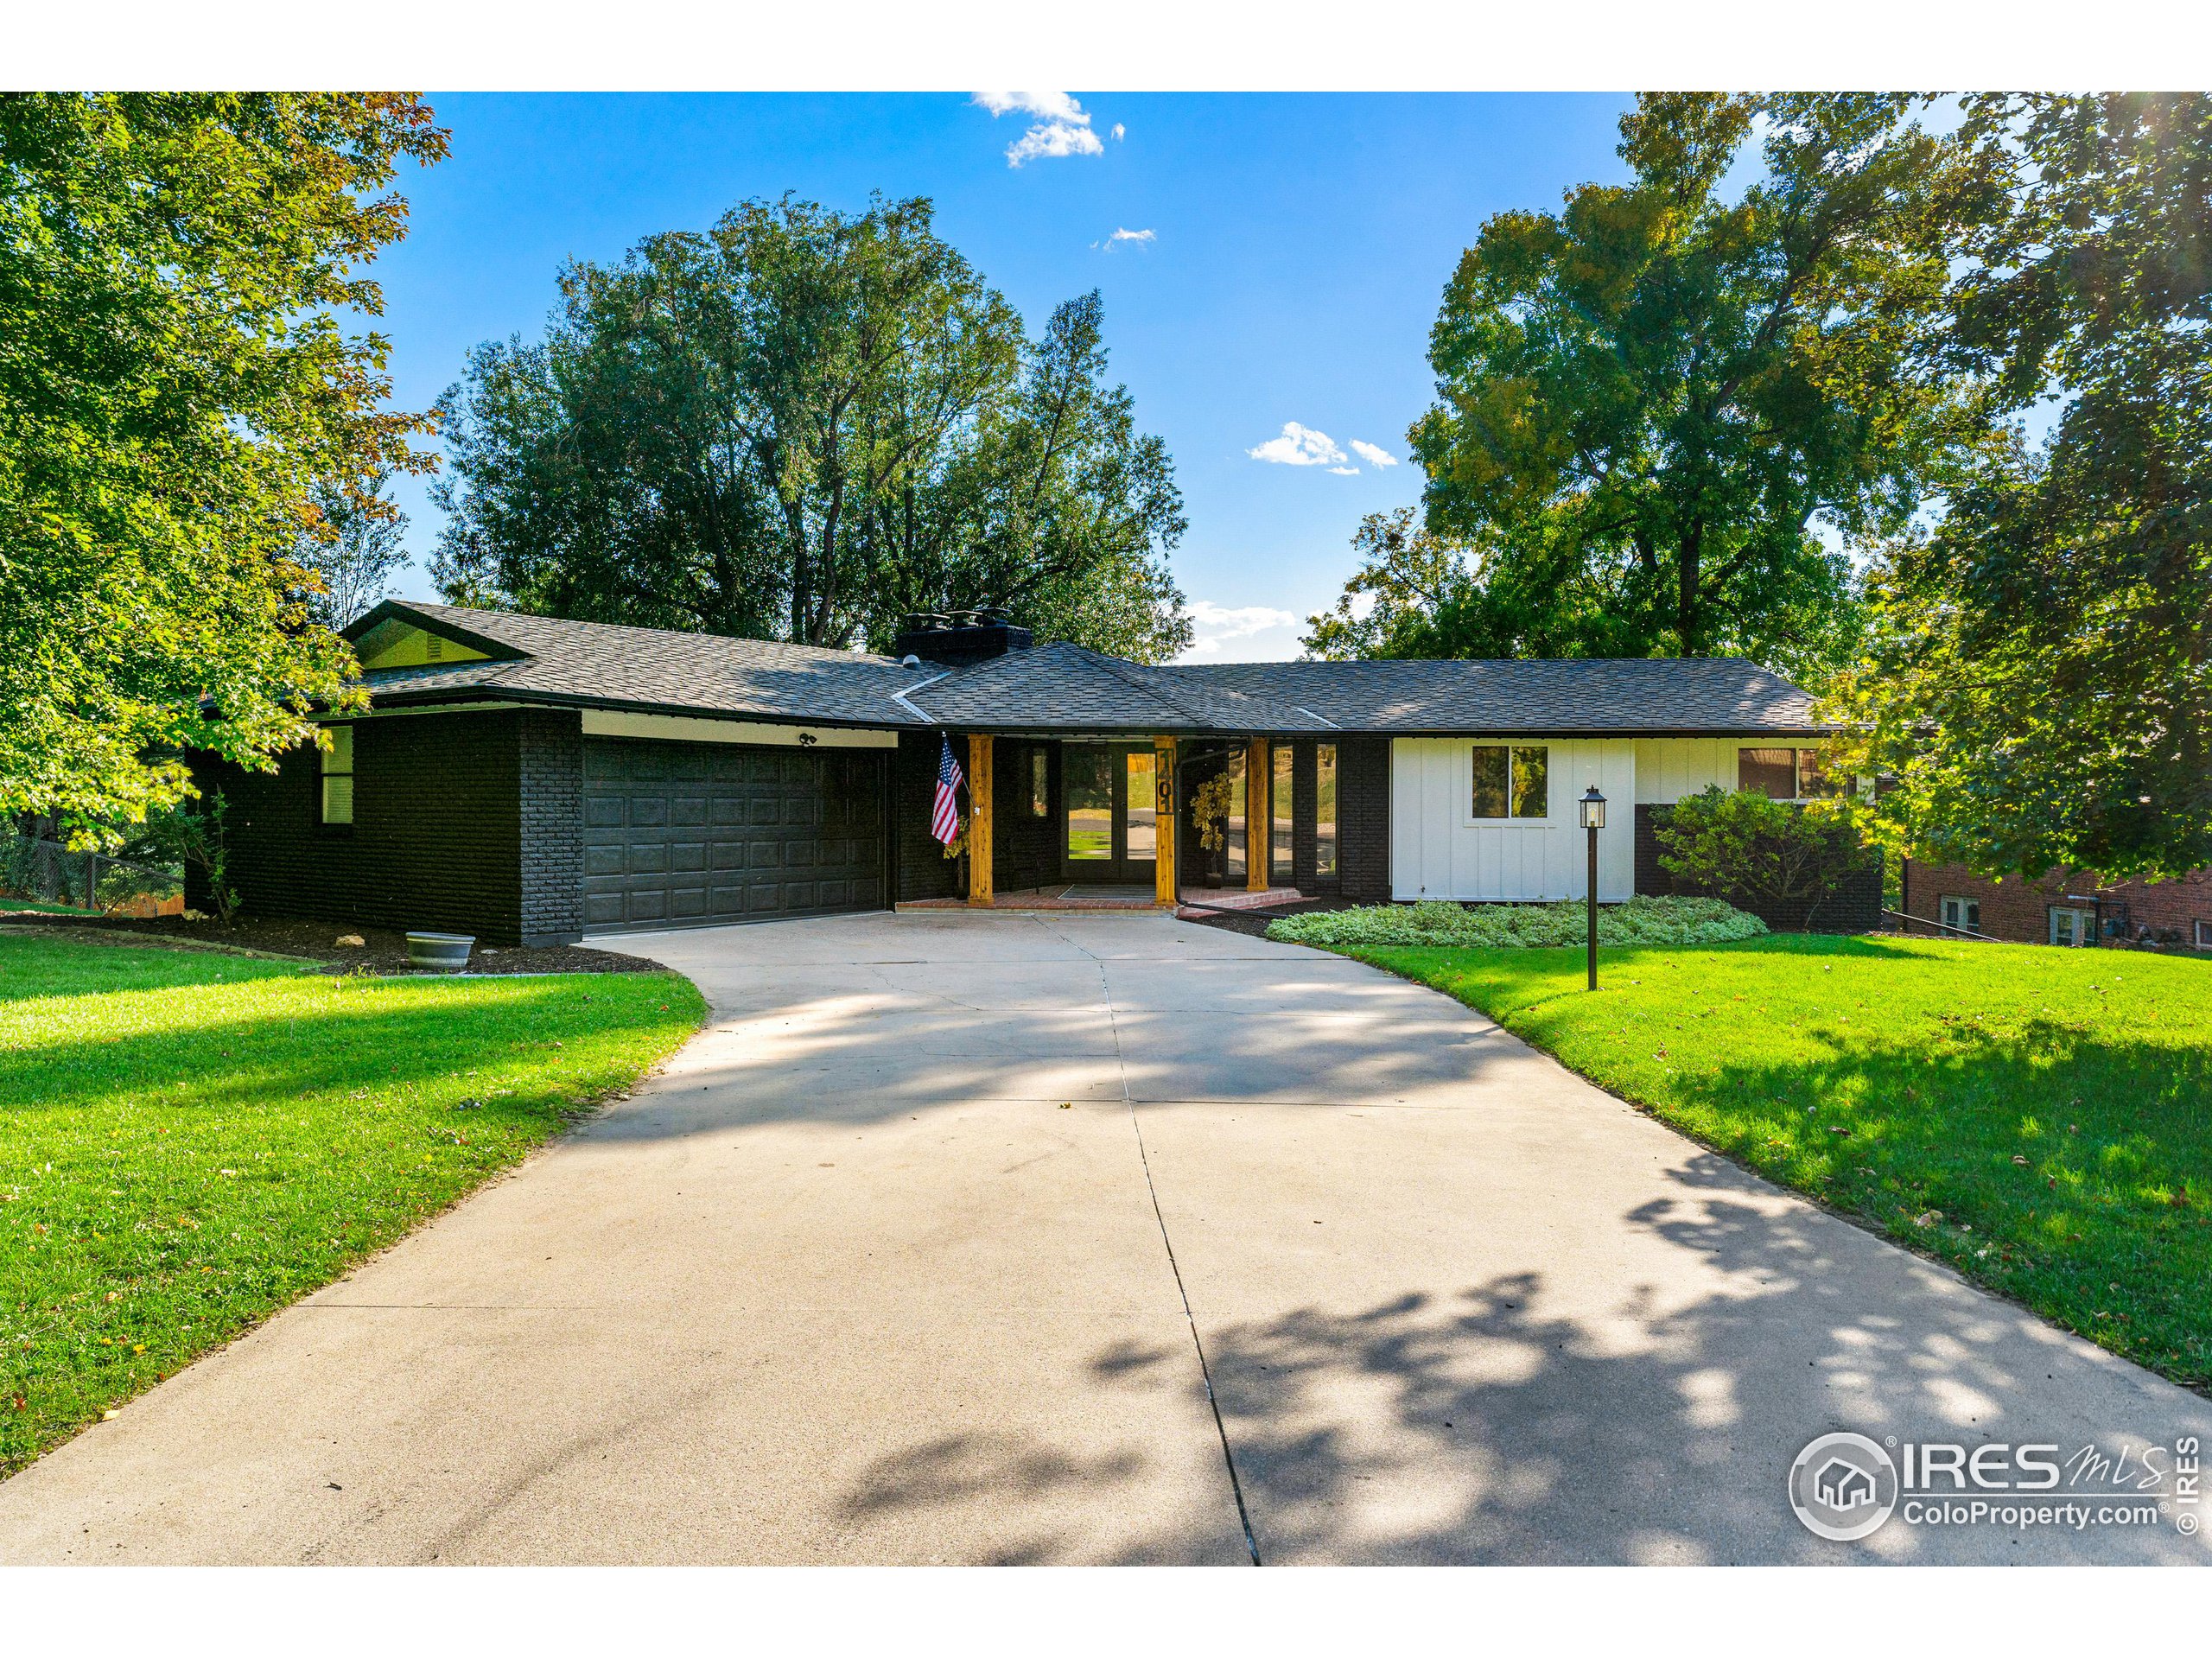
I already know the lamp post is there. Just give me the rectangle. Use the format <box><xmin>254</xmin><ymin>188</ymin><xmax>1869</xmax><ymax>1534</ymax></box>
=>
<box><xmin>1579</xmin><ymin>785</ymin><xmax>1607</xmax><ymax>990</ymax></box>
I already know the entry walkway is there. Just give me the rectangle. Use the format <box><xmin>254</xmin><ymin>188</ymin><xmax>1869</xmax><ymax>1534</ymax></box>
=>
<box><xmin>3</xmin><ymin>913</ymin><xmax>2206</xmax><ymax>1562</ymax></box>
<box><xmin>896</xmin><ymin>883</ymin><xmax>1305</xmax><ymax>912</ymax></box>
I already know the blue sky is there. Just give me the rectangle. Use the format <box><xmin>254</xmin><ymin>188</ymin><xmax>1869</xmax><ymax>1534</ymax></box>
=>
<box><xmin>372</xmin><ymin>92</ymin><xmax>1633</xmax><ymax>660</ymax></box>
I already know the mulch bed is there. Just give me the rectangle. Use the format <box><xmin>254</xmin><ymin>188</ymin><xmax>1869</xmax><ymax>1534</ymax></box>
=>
<box><xmin>1177</xmin><ymin>896</ymin><xmax>1361</xmax><ymax>939</ymax></box>
<box><xmin>0</xmin><ymin>910</ymin><xmax>665</xmax><ymax>976</ymax></box>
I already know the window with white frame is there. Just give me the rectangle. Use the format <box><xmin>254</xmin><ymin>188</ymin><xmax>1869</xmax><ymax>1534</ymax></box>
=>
<box><xmin>1471</xmin><ymin>745</ymin><xmax>1549</xmax><ymax>820</ymax></box>
<box><xmin>1940</xmin><ymin>895</ymin><xmax>1980</xmax><ymax>935</ymax></box>
<box><xmin>320</xmin><ymin>725</ymin><xmax>354</xmax><ymax>825</ymax></box>
<box><xmin>2196</xmin><ymin>919</ymin><xmax>2211</xmax><ymax>950</ymax></box>
<box><xmin>2049</xmin><ymin>906</ymin><xmax>2094</xmax><ymax>948</ymax></box>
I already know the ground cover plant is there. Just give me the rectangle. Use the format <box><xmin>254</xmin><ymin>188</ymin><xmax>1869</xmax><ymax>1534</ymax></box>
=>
<box><xmin>1329</xmin><ymin>932</ymin><xmax>2212</xmax><ymax>1391</ymax></box>
<box><xmin>0</xmin><ymin>933</ymin><xmax>703</xmax><ymax>1474</ymax></box>
<box><xmin>1267</xmin><ymin>894</ymin><xmax>1766</xmax><ymax>950</ymax></box>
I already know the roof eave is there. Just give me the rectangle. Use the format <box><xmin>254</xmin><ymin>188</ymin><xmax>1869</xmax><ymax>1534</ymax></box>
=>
<box><xmin>358</xmin><ymin>681</ymin><xmax>924</xmax><ymax>731</ymax></box>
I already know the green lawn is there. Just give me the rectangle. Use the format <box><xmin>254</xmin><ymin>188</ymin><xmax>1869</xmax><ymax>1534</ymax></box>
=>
<box><xmin>1</xmin><ymin>934</ymin><xmax>704</xmax><ymax>1475</ymax></box>
<box><xmin>1343</xmin><ymin>933</ymin><xmax>2212</xmax><ymax>1392</ymax></box>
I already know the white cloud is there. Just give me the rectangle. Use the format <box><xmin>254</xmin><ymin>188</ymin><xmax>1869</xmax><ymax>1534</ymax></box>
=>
<box><xmin>1102</xmin><ymin>226</ymin><xmax>1154</xmax><ymax>251</ymax></box>
<box><xmin>1326</xmin><ymin>466</ymin><xmax>1359</xmax><ymax>475</ymax></box>
<box><xmin>1247</xmin><ymin>422</ymin><xmax>1349</xmax><ymax>467</ymax></box>
<box><xmin>1181</xmin><ymin>601</ymin><xmax>1302</xmax><ymax>660</ymax></box>
<box><xmin>970</xmin><ymin>91</ymin><xmax>1104</xmax><ymax>168</ymax></box>
<box><xmin>1350</xmin><ymin>439</ymin><xmax>1399</xmax><ymax>468</ymax></box>
<box><xmin>1110</xmin><ymin>123</ymin><xmax>1126</xmax><ymax>142</ymax></box>
<box><xmin>970</xmin><ymin>91</ymin><xmax>1084</xmax><ymax>121</ymax></box>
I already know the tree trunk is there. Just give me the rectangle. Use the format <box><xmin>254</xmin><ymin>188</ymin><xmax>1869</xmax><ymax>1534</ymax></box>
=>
<box><xmin>1675</xmin><ymin>522</ymin><xmax>1705</xmax><ymax>655</ymax></box>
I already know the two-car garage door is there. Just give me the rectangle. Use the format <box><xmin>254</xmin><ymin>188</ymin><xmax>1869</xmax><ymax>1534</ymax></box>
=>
<box><xmin>582</xmin><ymin>737</ymin><xmax>887</xmax><ymax>931</ymax></box>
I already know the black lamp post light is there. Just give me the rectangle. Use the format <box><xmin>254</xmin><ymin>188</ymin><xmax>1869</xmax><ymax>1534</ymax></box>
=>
<box><xmin>1579</xmin><ymin>785</ymin><xmax>1607</xmax><ymax>990</ymax></box>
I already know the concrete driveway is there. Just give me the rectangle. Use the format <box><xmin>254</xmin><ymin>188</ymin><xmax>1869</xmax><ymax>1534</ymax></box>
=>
<box><xmin>3</xmin><ymin>912</ymin><xmax>2207</xmax><ymax>1564</ymax></box>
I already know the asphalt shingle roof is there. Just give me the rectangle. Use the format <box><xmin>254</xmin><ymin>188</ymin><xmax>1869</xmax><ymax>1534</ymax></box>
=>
<box><xmin>347</xmin><ymin>601</ymin><xmax>1827</xmax><ymax>737</ymax></box>
<box><xmin>903</xmin><ymin>643</ymin><xmax>1336</xmax><ymax>734</ymax></box>
<box><xmin>352</xmin><ymin>602</ymin><xmax>939</xmax><ymax>728</ymax></box>
<box><xmin>1170</xmin><ymin>657</ymin><xmax>1825</xmax><ymax>736</ymax></box>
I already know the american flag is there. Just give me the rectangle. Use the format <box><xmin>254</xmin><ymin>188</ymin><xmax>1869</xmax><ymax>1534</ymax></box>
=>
<box><xmin>931</xmin><ymin>734</ymin><xmax>964</xmax><ymax>846</ymax></box>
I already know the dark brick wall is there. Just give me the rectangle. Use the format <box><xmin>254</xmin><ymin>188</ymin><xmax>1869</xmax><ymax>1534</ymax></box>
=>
<box><xmin>894</xmin><ymin>731</ymin><xmax>961</xmax><ymax>902</ymax></box>
<box><xmin>1900</xmin><ymin>860</ymin><xmax>2212</xmax><ymax>951</ymax></box>
<box><xmin>1337</xmin><ymin>737</ymin><xmax>1392</xmax><ymax>903</ymax></box>
<box><xmin>192</xmin><ymin>709</ymin><xmax>537</xmax><ymax>944</ymax></box>
<box><xmin>1637</xmin><ymin>803</ymin><xmax>1884</xmax><ymax>933</ymax></box>
<box><xmin>518</xmin><ymin>709</ymin><xmax>584</xmax><ymax>944</ymax></box>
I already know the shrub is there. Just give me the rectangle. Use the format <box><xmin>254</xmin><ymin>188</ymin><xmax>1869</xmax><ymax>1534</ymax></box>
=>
<box><xmin>118</xmin><ymin>793</ymin><xmax>239</xmax><ymax>922</ymax></box>
<box><xmin>1654</xmin><ymin>786</ymin><xmax>1874</xmax><ymax>928</ymax></box>
<box><xmin>1265</xmin><ymin>894</ymin><xmax>1768</xmax><ymax>950</ymax></box>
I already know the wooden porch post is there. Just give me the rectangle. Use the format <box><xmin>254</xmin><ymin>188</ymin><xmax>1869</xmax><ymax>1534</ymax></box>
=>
<box><xmin>1247</xmin><ymin>737</ymin><xmax>1270</xmax><ymax>891</ymax></box>
<box><xmin>967</xmin><ymin>734</ymin><xmax>994</xmax><ymax>907</ymax></box>
<box><xmin>1154</xmin><ymin>735</ymin><xmax>1178</xmax><ymax>908</ymax></box>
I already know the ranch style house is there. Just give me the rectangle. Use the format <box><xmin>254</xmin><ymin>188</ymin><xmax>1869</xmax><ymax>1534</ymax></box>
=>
<box><xmin>185</xmin><ymin>601</ymin><xmax>1881</xmax><ymax>944</ymax></box>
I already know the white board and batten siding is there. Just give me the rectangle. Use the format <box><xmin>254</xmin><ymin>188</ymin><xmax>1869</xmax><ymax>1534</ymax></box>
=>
<box><xmin>1390</xmin><ymin>738</ymin><xmax>1637</xmax><ymax>902</ymax></box>
<box><xmin>1389</xmin><ymin>736</ymin><xmax>1763</xmax><ymax>902</ymax></box>
<box><xmin>1631</xmin><ymin>738</ymin><xmax>1747</xmax><ymax>806</ymax></box>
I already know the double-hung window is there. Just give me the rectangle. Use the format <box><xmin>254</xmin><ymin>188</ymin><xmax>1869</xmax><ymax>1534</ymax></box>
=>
<box><xmin>320</xmin><ymin>726</ymin><xmax>355</xmax><ymax>826</ymax></box>
<box><xmin>1940</xmin><ymin>895</ymin><xmax>1980</xmax><ymax>935</ymax></box>
<box><xmin>1471</xmin><ymin>745</ymin><xmax>1549</xmax><ymax>820</ymax></box>
<box><xmin>2049</xmin><ymin>906</ymin><xmax>2095</xmax><ymax>948</ymax></box>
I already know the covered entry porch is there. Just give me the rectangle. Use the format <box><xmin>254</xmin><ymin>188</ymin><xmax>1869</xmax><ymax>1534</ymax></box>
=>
<box><xmin>895</xmin><ymin>733</ymin><xmax>1337</xmax><ymax>912</ymax></box>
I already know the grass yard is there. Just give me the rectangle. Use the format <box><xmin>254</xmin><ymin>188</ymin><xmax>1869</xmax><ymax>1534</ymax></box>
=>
<box><xmin>0</xmin><ymin>933</ymin><xmax>704</xmax><ymax>1476</ymax></box>
<box><xmin>1342</xmin><ymin>932</ymin><xmax>2212</xmax><ymax>1392</ymax></box>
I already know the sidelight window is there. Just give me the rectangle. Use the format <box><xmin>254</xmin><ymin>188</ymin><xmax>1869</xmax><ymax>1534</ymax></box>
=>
<box><xmin>1315</xmin><ymin>744</ymin><xmax>1338</xmax><ymax>877</ymax></box>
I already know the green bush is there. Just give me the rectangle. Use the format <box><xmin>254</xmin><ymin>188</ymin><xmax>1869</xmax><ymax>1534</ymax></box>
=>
<box><xmin>1654</xmin><ymin>786</ymin><xmax>1873</xmax><ymax>927</ymax></box>
<box><xmin>1265</xmin><ymin>894</ymin><xmax>1769</xmax><ymax>950</ymax></box>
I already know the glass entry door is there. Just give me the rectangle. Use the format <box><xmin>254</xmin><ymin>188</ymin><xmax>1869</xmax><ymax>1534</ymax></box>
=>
<box><xmin>1062</xmin><ymin>744</ymin><xmax>1158</xmax><ymax>883</ymax></box>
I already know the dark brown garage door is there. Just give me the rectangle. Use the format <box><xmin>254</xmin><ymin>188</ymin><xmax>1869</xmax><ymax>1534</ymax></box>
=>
<box><xmin>582</xmin><ymin>738</ymin><xmax>887</xmax><ymax>931</ymax></box>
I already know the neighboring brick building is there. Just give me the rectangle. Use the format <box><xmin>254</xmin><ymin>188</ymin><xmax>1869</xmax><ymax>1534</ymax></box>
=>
<box><xmin>1899</xmin><ymin>860</ymin><xmax>2212</xmax><ymax>953</ymax></box>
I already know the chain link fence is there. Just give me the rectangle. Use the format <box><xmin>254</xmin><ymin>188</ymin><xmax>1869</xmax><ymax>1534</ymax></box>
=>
<box><xmin>2</xmin><ymin>835</ymin><xmax>184</xmax><ymax>914</ymax></box>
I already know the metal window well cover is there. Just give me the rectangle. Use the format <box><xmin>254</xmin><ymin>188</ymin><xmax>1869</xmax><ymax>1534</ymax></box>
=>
<box><xmin>405</xmin><ymin>931</ymin><xmax>476</xmax><ymax>969</ymax></box>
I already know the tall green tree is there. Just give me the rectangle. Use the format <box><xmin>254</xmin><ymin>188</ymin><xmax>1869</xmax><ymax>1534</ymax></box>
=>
<box><xmin>1373</xmin><ymin>93</ymin><xmax>1982</xmax><ymax>676</ymax></box>
<box><xmin>433</xmin><ymin>194</ymin><xmax>1191</xmax><ymax>661</ymax></box>
<box><xmin>0</xmin><ymin>93</ymin><xmax>446</xmax><ymax>832</ymax></box>
<box><xmin>296</xmin><ymin>467</ymin><xmax>411</xmax><ymax>628</ymax></box>
<box><xmin>1828</xmin><ymin>93</ymin><xmax>2212</xmax><ymax>881</ymax></box>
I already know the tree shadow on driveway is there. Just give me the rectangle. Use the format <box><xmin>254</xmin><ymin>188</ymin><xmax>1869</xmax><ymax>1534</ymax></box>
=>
<box><xmin>1117</xmin><ymin>1157</ymin><xmax>2212</xmax><ymax>1564</ymax></box>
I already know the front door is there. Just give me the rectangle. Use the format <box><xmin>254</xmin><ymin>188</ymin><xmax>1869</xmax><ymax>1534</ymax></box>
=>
<box><xmin>1062</xmin><ymin>743</ymin><xmax>1158</xmax><ymax>883</ymax></box>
